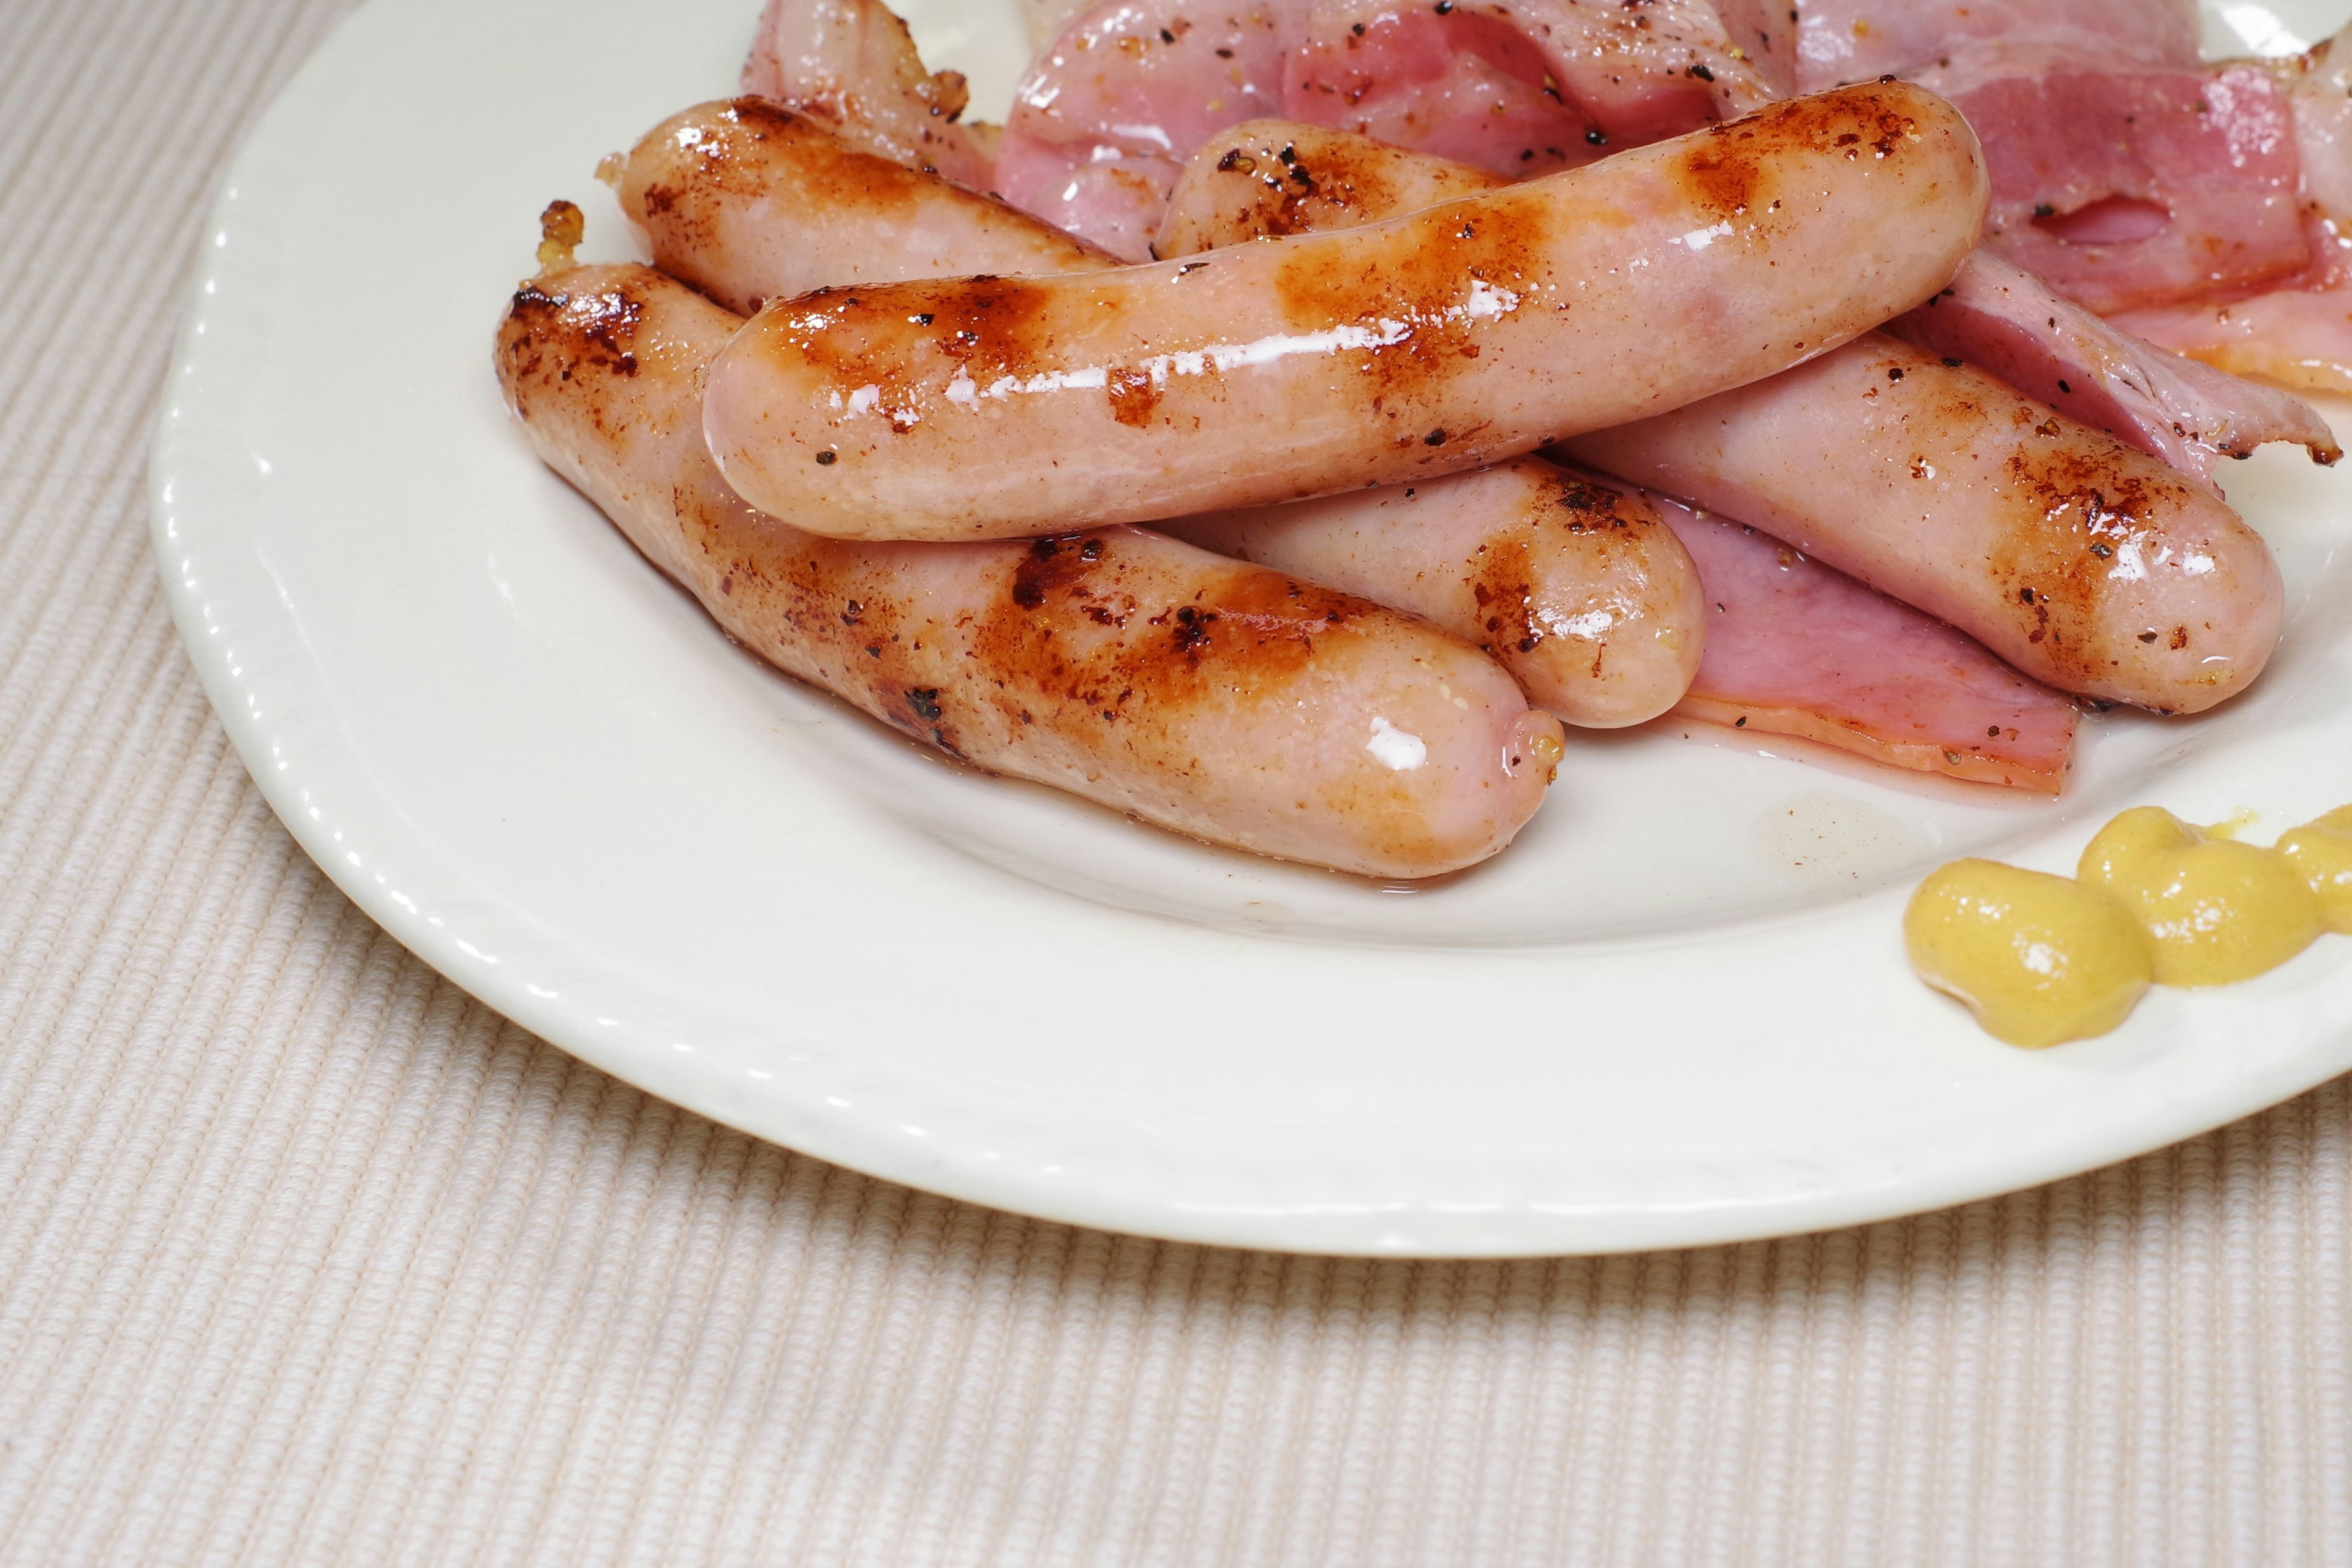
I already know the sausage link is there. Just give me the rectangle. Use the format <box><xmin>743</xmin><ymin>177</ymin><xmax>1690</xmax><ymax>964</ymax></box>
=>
<box><xmin>495</xmin><ymin>263</ymin><xmax>1562</xmax><ymax>876</ymax></box>
<box><xmin>1564</xmin><ymin>337</ymin><xmax>2283</xmax><ymax>712</ymax></box>
<box><xmin>615</xmin><ymin>97</ymin><xmax>1109</xmax><ymax>315</ymax></box>
<box><xmin>625</xmin><ymin>106</ymin><xmax>1706</xmax><ymax>726</ymax></box>
<box><xmin>1167</xmin><ymin>122</ymin><xmax>2285</xmax><ymax>712</ymax></box>
<box><xmin>702</xmin><ymin>81</ymin><xmax>1989</xmax><ymax>540</ymax></box>
<box><xmin>1165</xmin><ymin>461</ymin><xmax>1704</xmax><ymax>727</ymax></box>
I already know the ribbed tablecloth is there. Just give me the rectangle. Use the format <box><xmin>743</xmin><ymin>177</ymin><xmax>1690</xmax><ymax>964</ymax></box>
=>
<box><xmin>4</xmin><ymin>0</ymin><xmax>2350</xmax><ymax>1562</ymax></box>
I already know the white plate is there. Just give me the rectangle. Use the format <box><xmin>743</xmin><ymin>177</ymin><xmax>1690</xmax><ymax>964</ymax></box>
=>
<box><xmin>153</xmin><ymin>0</ymin><xmax>2352</xmax><ymax>1256</ymax></box>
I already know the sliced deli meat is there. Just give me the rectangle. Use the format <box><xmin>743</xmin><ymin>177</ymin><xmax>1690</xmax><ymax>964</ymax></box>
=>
<box><xmin>1275</xmin><ymin>4</ymin><xmax>1606</xmax><ymax>177</ymax></box>
<box><xmin>1792</xmin><ymin>0</ymin><xmax>2200</xmax><ymax>94</ymax></box>
<box><xmin>992</xmin><ymin>0</ymin><xmax>1792</xmax><ymax>251</ymax></box>
<box><xmin>995</xmin><ymin>0</ymin><xmax>1300</xmax><ymax>258</ymax></box>
<box><xmin>741</xmin><ymin>0</ymin><xmax>996</xmax><ymax>189</ymax></box>
<box><xmin>1954</xmin><ymin>64</ymin><xmax>2310</xmax><ymax>314</ymax></box>
<box><xmin>1286</xmin><ymin>0</ymin><xmax>1781</xmax><ymax>156</ymax></box>
<box><xmin>1893</xmin><ymin>252</ymin><xmax>2339</xmax><ymax>489</ymax></box>
<box><xmin>2105</xmin><ymin>24</ymin><xmax>2352</xmax><ymax>394</ymax></box>
<box><xmin>1657</xmin><ymin>498</ymin><xmax>2078</xmax><ymax>793</ymax></box>
<box><xmin>2111</xmin><ymin>270</ymin><xmax>2352</xmax><ymax>395</ymax></box>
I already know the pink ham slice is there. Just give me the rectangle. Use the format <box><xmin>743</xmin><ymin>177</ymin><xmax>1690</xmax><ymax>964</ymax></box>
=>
<box><xmin>2102</xmin><ymin>24</ymin><xmax>2352</xmax><ymax>395</ymax></box>
<box><xmin>1792</xmin><ymin>0</ymin><xmax>2201</xmax><ymax>94</ymax></box>
<box><xmin>1287</xmin><ymin>0</ymin><xmax>1778</xmax><ymax>153</ymax></box>
<box><xmin>2111</xmin><ymin>265</ymin><xmax>2352</xmax><ymax>396</ymax></box>
<box><xmin>994</xmin><ymin>0</ymin><xmax>1779</xmax><ymax>252</ymax></box>
<box><xmin>1953</xmin><ymin>64</ymin><xmax>2310</xmax><ymax>315</ymax></box>
<box><xmin>995</xmin><ymin>0</ymin><xmax>1302</xmax><ymax>258</ymax></box>
<box><xmin>1893</xmin><ymin>252</ymin><xmax>2340</xmax><ymax>489</ymax></box>
<box><xmin>1276</xmin><ymin>6</ymin><xmax>1603</xmax><ymax>177</ymax></box>
<box><xmin>742</xmin><ymin>0</ymin><xmax>998</xmax><ymax>190</ymax></box>
<box><xmin>1654</xmin><ymin>496</ymin><xmax>2079</xmax><ymax>793</ymax></box>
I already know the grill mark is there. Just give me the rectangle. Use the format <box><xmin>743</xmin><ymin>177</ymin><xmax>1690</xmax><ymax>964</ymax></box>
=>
<box><xmin>1270</xmin><ymin>192</ymin><xmax>1550</xmax><ymax>423</ymax></box>
<box><xmin>1107</xmin><ymin>365</ymin><xmax>1164</xmax><ymax>427</ymax></box>
<box><xmin>1674</xmin><ymin>86</ymin><xmax>1923</xmax><ymax>228</ymax></box>
<box><xmin>765</xmin><ymin>273</ymin><xmax>1061</xmax><ymax>438</ymax></box>
<box><xmin>1989</xmin><ymin>441</ymin><xmax>2189</xmax><ymax>688</ymax></box>
<box><xmin>973</xmin><ymin>538</ymin><xmax>1372</xmax><ymax>728</ymax></box>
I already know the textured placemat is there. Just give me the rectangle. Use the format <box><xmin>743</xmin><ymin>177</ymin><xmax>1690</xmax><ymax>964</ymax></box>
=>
<box><xmin>2</xmin><ymin>0</ymin><xmax>2348</xmax><ymax>1562</ymax></box>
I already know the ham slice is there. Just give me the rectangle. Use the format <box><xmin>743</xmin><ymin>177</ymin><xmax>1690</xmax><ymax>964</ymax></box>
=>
<box><xmin>995</xmin><ymin>0</ymin><xmax>1302</xmax><ymax>257</ymax></box>
<box><xmin>988</xmin><ymin>138</ymin><xmax>1180</xmax><ymax>262</ymax></box>
<box><xmin>741</xmin><ymin>0</ymin><xmax>997</xmax><ymax>190</ymax></box>
<box><xmin>1289</xmin><ymin>0</ymin><xmax>1777</xmax><ymax>151</ymax></box>
<box><xmin>993</xmin><ymin>0</ymin><xmax>1780</xmax><ymax>251</ymax></box>
<box><xmin>1654</xmin><ymin>496</ymin><xmax>2079</xmax><ymax>793</ymax></box>
<box><xmin>2277</xmin><ymin>23</ymin><xmax>2352</xmax><ymax>228</ymax></box>
<box><xmin>2110</xmin><ymin>266</ymin><xmax>2352</xmax><ymax>395</ymax></box>
<box><xmin>1952</xmin><ymin>63</ymin><xmax>2310</xmax><ymax>314</ymax></box>
<box><xmin>1276</xmin><ymin>6</ymin><xmax>1602</xmax><ymax>177</ymax></box>
<box><xmin>1893</xmin><ymin>252</ymin><xmax>2340</xmax><ymax>488</ymax></box>
<box><xmin>1795</xmin><ymin>13</ymin><xmax>2352</xmax><ymax>390</ymax></box>
<box><xmin>2103</xmin><ymin>24</ymin><xmax>2352</xmax><ymax>394</ymax></box>
<box><xmin>1792</xmin><ymin>0</ymin><xmax>2200</xmax><ymax>94</ymax></box>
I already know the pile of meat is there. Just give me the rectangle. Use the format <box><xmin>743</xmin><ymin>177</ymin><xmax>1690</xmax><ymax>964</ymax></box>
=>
<box><xmin>492</xmin><ymin>0</ymin><xmax>2343</xmax><ymax>880</ymax></box>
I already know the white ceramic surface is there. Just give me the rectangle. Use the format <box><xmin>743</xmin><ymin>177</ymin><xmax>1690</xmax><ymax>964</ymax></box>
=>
<box><xmin>153</xmin><ymin>0</ymin><xmax>2352</xmax><ymax>1256</ymax></box>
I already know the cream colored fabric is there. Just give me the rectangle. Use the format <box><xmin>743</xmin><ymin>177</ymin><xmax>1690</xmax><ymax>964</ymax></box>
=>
<box><xmin>3</xmin><ymin>0</ymin><xmax>2351</xmax><ymax>1562</ymax></box>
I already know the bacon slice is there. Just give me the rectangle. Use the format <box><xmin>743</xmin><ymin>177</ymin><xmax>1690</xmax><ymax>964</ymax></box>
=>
<box><xmin>742</xmin><ymin>0</ymin><xmax>997</xmax><ymax>190</ymax></box>
<box><xmin>2111</xmin><ymin>270</ymin><xmax>2352</xmax><ymax>395</ymax></box>
<box><xmin>1288</xmin><ymin>0</ymin><xmax>1777</xmax><ymax>154</ymax></box>
<box><xmin>995</xmin><ymin>0</ymin><xmax>1303</xmax><ymax>257</ymax></box>
<box><xmin>992</xmin><ymin>0</ymin><xmax>1781</xmax><ymax>252</ymax></box>
<box><xmin>1276</xmin><ymin>6</ymin><xmax>1602</xmax><ymax>176</ymax></box>
<box><xmin>1656</xmin><ymin>497</ymin><xmax>2078</xmax><ymax>793</ymax></box>
<box><xmin>1893</xmin><ymin>252</ymin><xmax>2340</xmax><ymax>488</ymax></box>
<box><xmin>1791</xmin><ymin>0</ymin><xmax>2201</xmax><ymax>94</ymax></box>
<box><xmin>2103</xmin><ymin>24</ymin><xmax>2352</xmax><ymax>394</ymax></box>
<box><xmin>1793</xmin><ymin>12</ymin><xmax>2352</xmax><ymax>391</ymax></box>
<box><xmin>1951</xmin><ymin>64</ymin><xmax>2310</xmax><ymax>314</ymax></box>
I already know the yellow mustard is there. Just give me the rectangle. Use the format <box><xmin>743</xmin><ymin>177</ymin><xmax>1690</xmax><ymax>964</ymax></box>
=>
<box><xmin>1904</xmin><ymin>861</ymin><xmax>2152</xmax><ymax>1047</ymax></box>
<box><xmin>1907</xmin><ymin>802</ymin><xmax>2351</xmax><ymax>1046</ymax></box>
<box><xmin>2278</xmin><ymin>805</ymin><xmax>2352</xmax><ymax>934</ymax></box>
<box><xmin>2076</xmin><ymin>807</ymin><xmax>2322</xmax><ymax>987</ymax></box>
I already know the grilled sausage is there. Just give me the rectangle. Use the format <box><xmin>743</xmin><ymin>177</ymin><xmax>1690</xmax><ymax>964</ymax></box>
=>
<box><xmin>1564</xmin><ymin>337</ymin><xmax>2284</xmax><ymax>711</ymax></box>
<box><xmin>617</xmin><ymin>108</ymin><xmax>1705</xmax><ymax>725</ymax></box>
<box><xmin>494</xmin><ymin>262</ymin><xmax>1563</xmax><ymax>875</ymax></box>
<box><xmin>1162</xmin><ymin>121</ymin><xmax>2285</xmax><ymax>712</ymax></box>
<box><xmin>1163</xmin><ymin>461</ymin><xmax>1703</xmax><ymax>726</ymax></box>
<box><xmin>612</xmin><ymin>97</ymin><xmax>1109</xmax><ymax>314</ymax></box>
<box><xmin>701</xmin><ymin>81</ymin><xmax>1990</xmax><ymax>540</ymax></box>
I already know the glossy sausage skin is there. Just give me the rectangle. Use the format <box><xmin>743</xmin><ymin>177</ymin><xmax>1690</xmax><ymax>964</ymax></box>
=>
<box><xmin>625</xmin><ymin>108</ymin><xmax>1706</xmax><ymax>726</ymax></box>
<box><xmin>616</xmin><ymin>98</ymin><xmax>1110</xmax><ymax>315</ymax></box>
<box><xmin>1167</xmin><ymin>121</ymin><xmax>2284</xmax><ymax>714</ymax></box>
<box><xmin>1157</xmin><ymin>120</ymin><xmax>1509</xmax><ymax>257</ymax></box>
<box><xmin>495</xmin><ymin>264</ymin><xmax>1563</xmax><ymax>876</ymax></box>
<box><xmin>1166</xmin><ymin>461</ymin><xmax>1705</xmax><ymax>727</ymax></box>
<box><xmin>703</xmin><ymin>81</ymin><xmax>1990</xmax><ymax>540</ymax></box>
<box><xmin>1566</xmin><ymin>337</ymin><xmax>2284</xmax><ymax>712</ymax></box>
